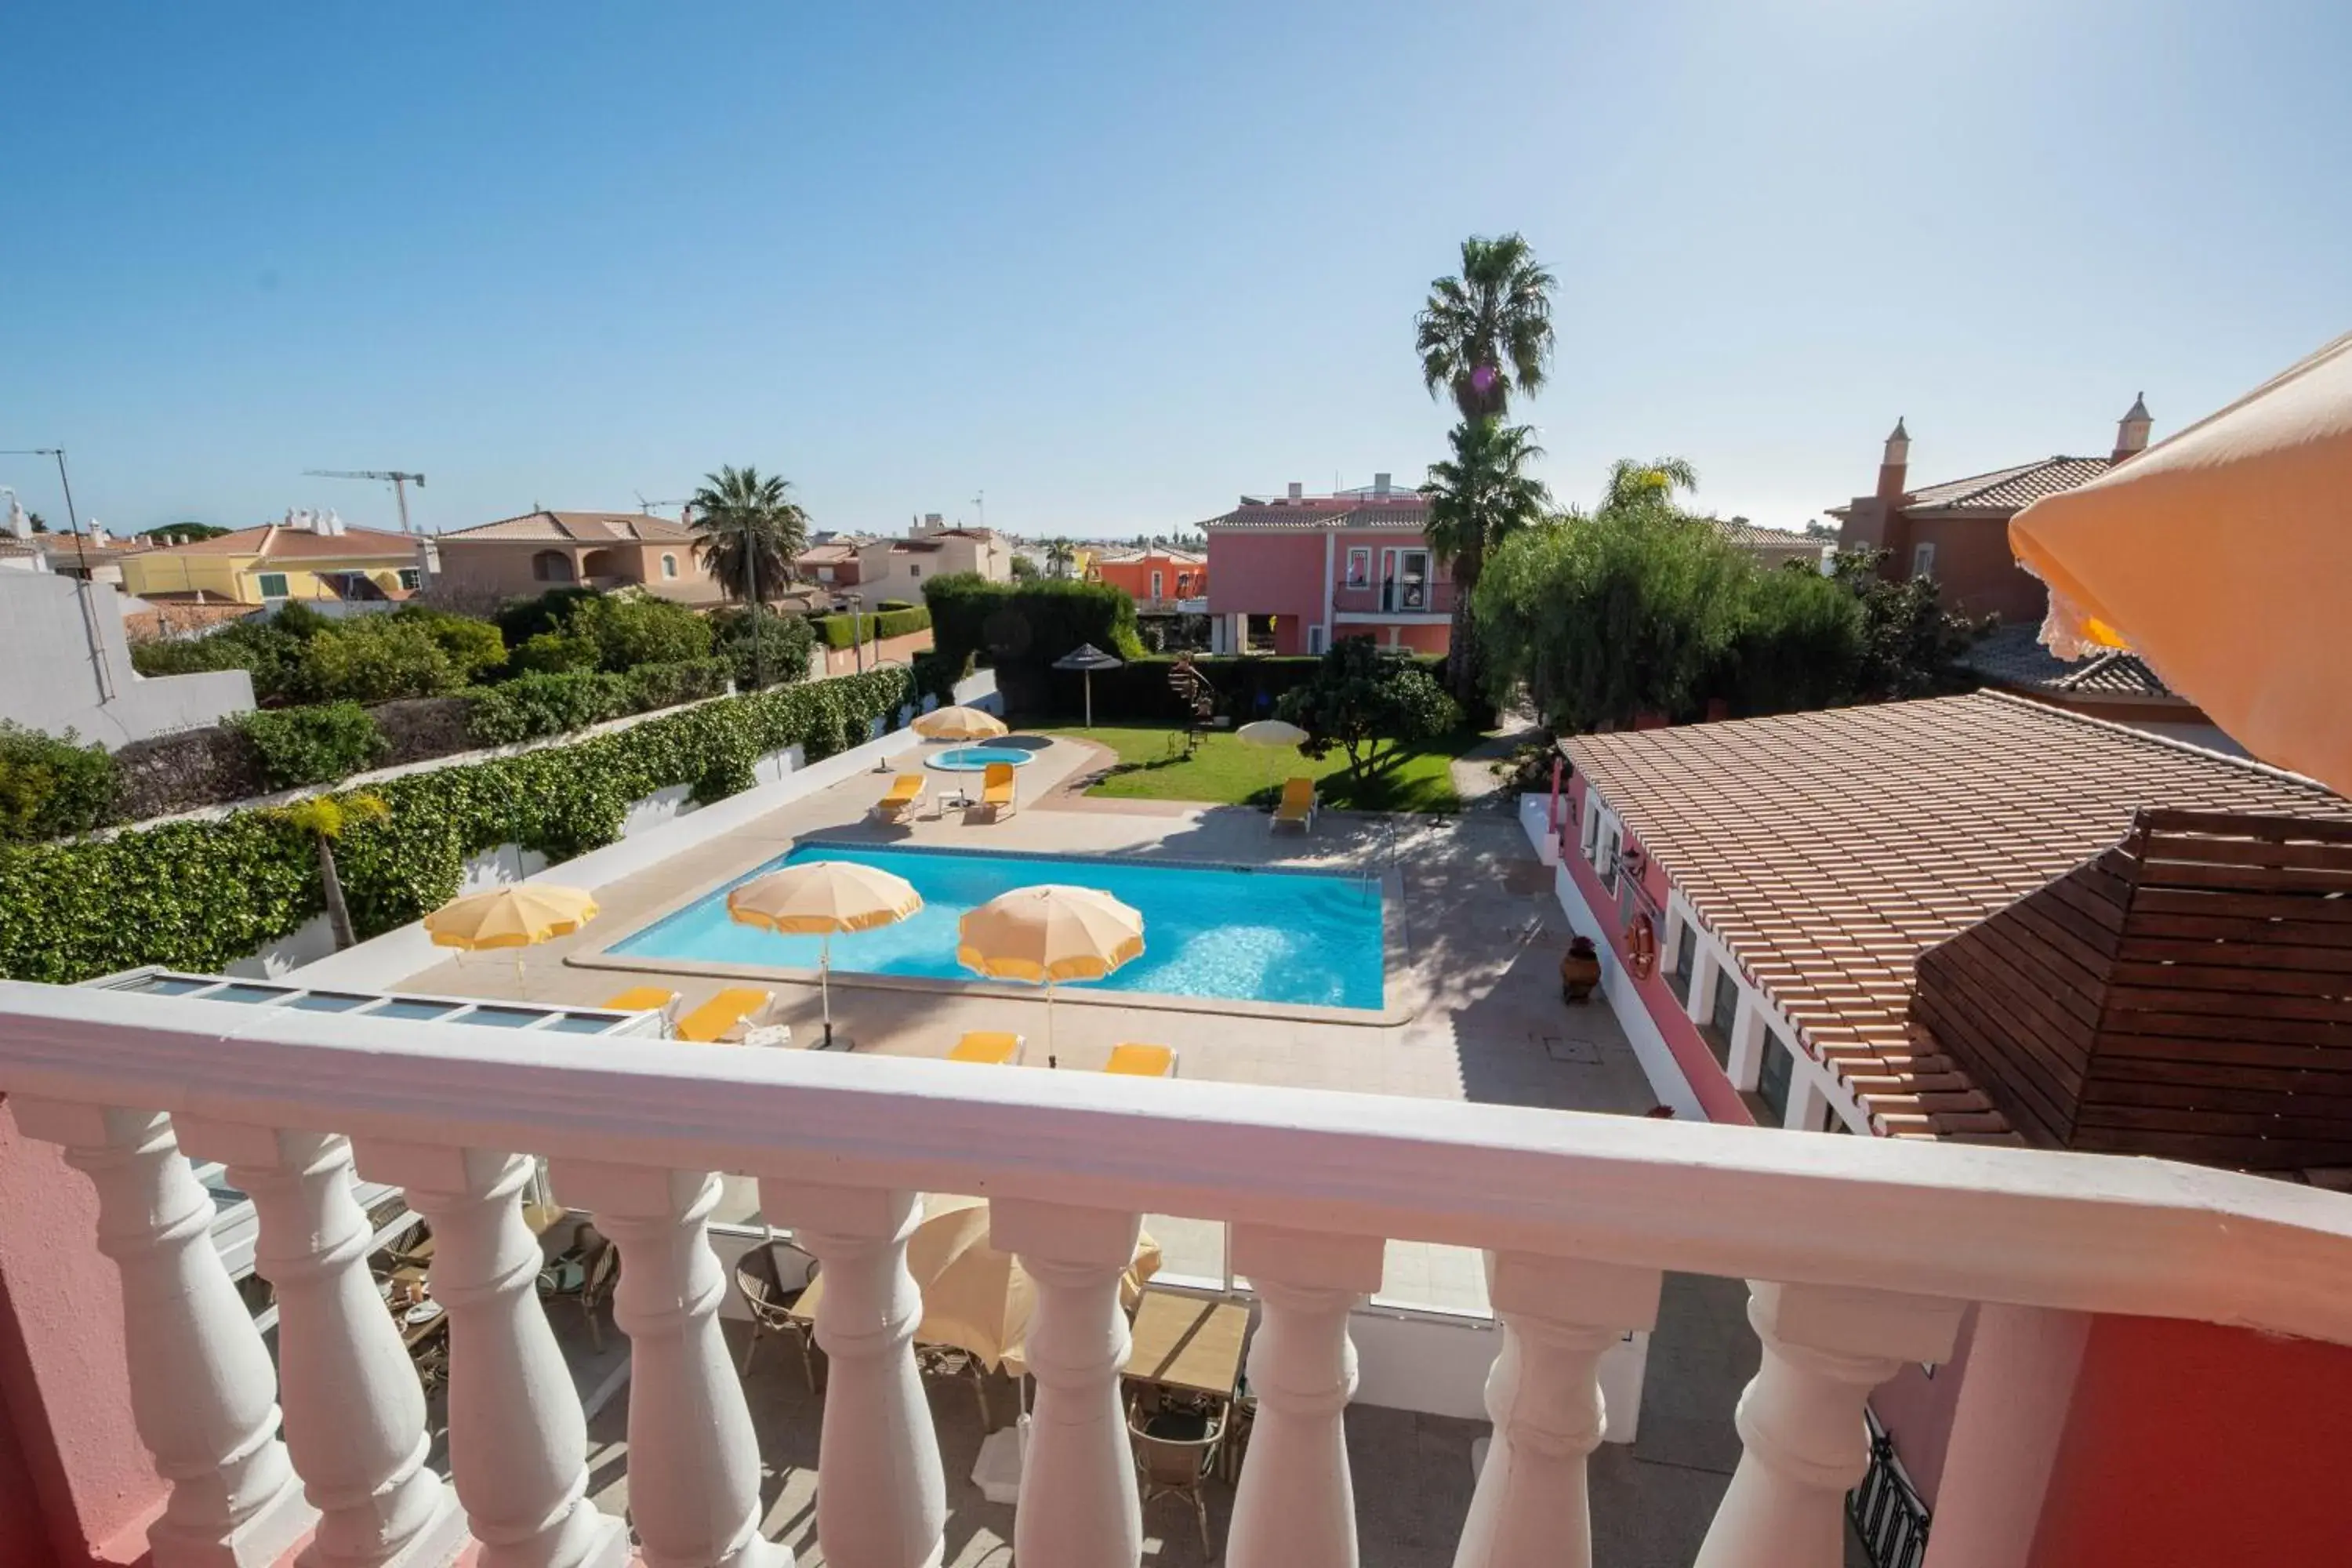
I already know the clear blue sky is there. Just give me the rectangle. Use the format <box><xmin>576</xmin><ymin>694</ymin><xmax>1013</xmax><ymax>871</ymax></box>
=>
<box><xmin>5</xmin><ymin>2</ymin><xmax>2344</xmax><ymax>539</ymax></box>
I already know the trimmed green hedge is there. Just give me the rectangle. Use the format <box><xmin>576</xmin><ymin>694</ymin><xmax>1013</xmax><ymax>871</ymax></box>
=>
<box><xmin>0</xmin><ymin>667</ymin><xmax>914</xmax><ymax>984</ymax></box>
<box><xmin>813</xmin><ymin>605</ymin><xmax>931</xmax><ymax>650</ymax></box>
<box><xmin>230</xmin><ymin>703</ymin><xmax>388</xmax><ymax>791</ymax></box>
<box><xmin>924</xmin><ymin>575</ymin><xmax>1144</xmax><ymax>714</ymax></box>
<box><xmin>0</xmin><ymin>723</ymin><xmax>116</xmax><ymax>844</ymax></box>
<box><xmin>464</xmin><ymin>658</ymin><xmax>733</xmax><ymax>746</ymax></box>
<box><xmin>1041</xmin><ymin>652</ymin><xmax>1446</xmax><ymax>725</ymax></box>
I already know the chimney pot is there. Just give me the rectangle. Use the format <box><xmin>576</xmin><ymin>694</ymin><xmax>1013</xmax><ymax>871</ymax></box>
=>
<box><xmin>1876</xmin><ymin>418</ymin><xmax>1911</xmax><ymax>503</ymax></box>
<box><xmin>1374</xmin><ymin>471</ymin><xmax>1392</xmax><ymax>498</ymax></box>
<box><xmin>1287</xmin><ymin>481</ymin><xmax>1303</xmax><ymax>502</ymax></box>
<box><xmin>2112</xmin><ymin>392</ymin><xmax>2153</xmax><ymax>463</ymax></box>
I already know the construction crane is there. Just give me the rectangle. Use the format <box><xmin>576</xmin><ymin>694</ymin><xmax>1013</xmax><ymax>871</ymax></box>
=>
<box><xmin>634</xmin><ymin>491</ymin><xmax>692</xmax><ymax>517</ymax></box>
<box><xmin>304</xmin><ymin>469</ymin><xmax>426</xmax><ymax>534</ymax></box>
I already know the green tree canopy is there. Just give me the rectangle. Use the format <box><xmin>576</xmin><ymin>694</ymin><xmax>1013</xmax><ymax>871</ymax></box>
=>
<box><xmin>1415</xmin><ymin>234</ymin><xmax>1558</xmax><ymax>421</ymax></box>
<box><xmin>1422</xmin><ymin>418</ymin><xmax>1552</xmax><ymax>703</ymax></box>
<box><xmin>690</xmin><ymin>466</ymin><xmax>810</xmax><ymax>606</ymax></box>
<box><xmin>1276</xmin><ymin>637</ymin><xmax>1461</xmax><ymax>784</ymax></box>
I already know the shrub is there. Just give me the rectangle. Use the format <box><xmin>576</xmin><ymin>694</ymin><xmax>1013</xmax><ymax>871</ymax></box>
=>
<box><xmin>494</xmin><ymin>586</ymin><xmax>601</xmax><ymax>648</ymax></box>
<box><xmin>620</xmin><ymin>657</ymin><xmax>732</xmax><ymax>713</ymax></box>
<box><xmin>466</xmin><ymin>671</ymin><xmax>633</xmax><ymax>746</ymax></box>
<box><xmin>910</xmin><ymin>648</ymin><xmax>972</xmax><ymax>706</ymax></box>
<box><xmin>0</xmin><ymin>723</ymin><xmax>116</xmax><ymax>844</ymax></box>
<box><xmin>401</xmin><ymin>608</ymin><xmax>508</xmax><ymax>683</ymax></box>
<box><xmin>876</xmin><ymin>598</ymin><xmax>916</xmax><ymax>612</ymax></box>
<box><xmin>1276</xmin><ymin>639</ymin><xmax>1461</xmax><ymax>783</ymax></box>
<box><xmin>812</xmin><ymin>605</ymin><xmax>930</xmax><ymax>649</ymax></box>
<box><xmin>568</xmin><ymin>593</ymin><xmax>714</xmax><ymax>671</ymax></box>
<box><xmin>296</xmin><ymin>617</ymin><xmax>466</xmax><ymax>704</ymax></box>
<box><xmin>710</xmin><ymin>607</ymin><xmax>815</xmax><ymax>690</ymax></box>
<box><xmin>131</xmin><ymin>615</ymin><xmax>311</xmax><ymax>704</ymax></box>
<box><xmin>510</xmin><ymin>630</ymin><xmax>604</xmax><ymax>674</ymax></box>
<box><xmin>924</xmin><ymin>575</ymin><xmax>1142</xmax><ymax>713</ymax></box>
<box><xmin>230</xmin><ymin>703</ymin><xmax>388</xmax><ymax>791</ymax></box>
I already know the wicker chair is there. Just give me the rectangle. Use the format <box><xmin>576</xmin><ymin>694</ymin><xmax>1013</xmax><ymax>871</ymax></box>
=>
<box><xmin>538</xmin><ymin>1223</ymin><xmax>621</xmax><ymax>1352</ymax></box>
<box><xmin>735</xmin><ymin>1243</ymin><xmax>820</xmax><ymax>1388</ymax></box>
<box><xmin>1128</xmin><ymin>1399</ymin><xmax>1225</xmax><ymax>1555</ymax></box>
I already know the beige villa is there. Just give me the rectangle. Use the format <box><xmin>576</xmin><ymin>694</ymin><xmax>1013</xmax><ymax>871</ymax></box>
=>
<box><xmin>430</xmin><ymin>510</ymin><xmax>727</xmax><ymax>605</ymax></box>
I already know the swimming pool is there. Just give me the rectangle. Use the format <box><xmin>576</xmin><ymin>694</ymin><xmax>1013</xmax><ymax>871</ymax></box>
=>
<box><xmin>927</xmin><ymin>746</ymin><xmax>1035</xmax><ymax>772</ymax></box>
<box><xmin>608</xmin><ymin>843</ymin><xmax>1385</xmax><ymax>1011</ymax></box>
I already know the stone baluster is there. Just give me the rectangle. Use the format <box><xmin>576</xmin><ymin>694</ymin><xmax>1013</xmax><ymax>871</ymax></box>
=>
<box><xmin>990</xmin><ymin>1200</ymin><xmax>1144</xmax><ymax>1568</ymax></box>
<box><xmin>178</xmin><ymin>1121</ymin><xmax>466</xmax><ymax>1568</ymax></box>
<box><xmin>1226</xmin><ymin>1225</ymin><xmax>1386</xmax><ymax>1568</ymax></box>
<box><xmin>1451</xmin><ymin>1255</ymin><xmax>1661</xmax><ymax>1568</ymax></box>
<box><xmin>554</xmin><ymin>1162</ymin><xmax>785</xmax><ymax>1568</ymax></box>
<box><xmin>1693</xmin><ymin>1283</ymin><xmax>1965</xmax><ymax>1568</ymax></box>
<box><xmin>10</xmin><ymin>1100</ymin><xmax>315</xmax><ymax>1568</ymax></box>
<box><xmin>760</xmin><ymin>1182</ymin><xmax>943</xmax><ymax>1568</ymax></box>
<box><xmin>353</xmin><ymin>1142</ymin><xmax>623</xmax><ymax>1568</ymax></box>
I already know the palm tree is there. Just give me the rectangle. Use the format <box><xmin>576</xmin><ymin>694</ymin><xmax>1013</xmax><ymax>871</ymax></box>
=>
<box><xmin>1602</xmin><ymin>456</ymin><xmax>1700</xmax><ymax>513</ymax></box>
<box><xmin>1424</xmin><ymin>420</ymin><xmax>1553</xmax><ymax>703</ymax></box>
<box><xmin>691</xmin><ymin>466</ymin><xmax>811</xmax><ymax>688</ymax></box>
<box><xmin>1415</xmin><ymin>234</ymin><xmax>1558</xmax><ymax>421</ymax></box>
<box><xmin>268</xmin><ymin>793</ymin><xmax>389</xmax><ymax>949</ymax></box>
<box><xmin>1046</xmin><ymin>539</ymin><xmax>1076</xmax><ymax>579</ymax></box>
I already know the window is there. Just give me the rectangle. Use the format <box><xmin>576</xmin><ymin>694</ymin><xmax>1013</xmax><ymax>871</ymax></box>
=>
<box><xmin>1177</xmin><ymin>572</ymin><xmax>1194</xmax><ymax>597</ymax></box>
<box><xmin>1581</xmin><ymin>803</ymin><xmax>1602</xmax><ymax>860</ymax></box>
<box><xmin>1345</xmin><ymin>547</ymin><xmax>1370</xmax><ymax>588</ymax></box>
<box><xmin>661</xmin><ymin>554</ymin><xmax>678</xmax><ymax>579</ymax></box>
<box><xmin>1308</xmin><ymin>624</ymin><xmax>1327</xmax><ymax>654</ymax></box>
<box><xmin>909</xmin><ymin>564</ymin><xmax>921</xmax><ymax>579</ymax></box>
<box><xmin>397</xmin><ymin>568</ymin><xmax>421</xmax><ymax>591</ymax></box>
<box><xmin>1599</xmin><ymin>826</ymin><xmax>1622</xmax><ymax>893</ymax></box>
<box><xmin>1382</xmin><ymin>547</ymin><xmax>1432</xmax><ymax>610</ymax></box>
<box><xmin>532</xmin><ymin>551</ymin><xmax>574</xmax><ymax>583</ymax></box>
<box><xmin>1616</xmin><ymin>876</ymin><xmax>1638</xmax><ymax>931</ymax></box>
<box><xmin>1670</xmin><ymin>921</ymin><xmax>1696</xmax><ymax>1004</ymax></box>
<box><xmin>1911</xmin><ymin>541</ymin><xmax>1937</xmax><ymax>579</ymax></box>
<box><xmin>1704</xmin><ymin>967</ymin><xmax>1739</xmax><ymax>1065</ymax></box>
<box><xmin>1151</xmin><ymin>569</ymin><xmax>1164</xmax><ymax>600</ymax></box>
<box><xmin>256</xmin><ymin>572</ymin><xmax>289</xmax><ymax>600</ymax></box>
<box><xmin>1757</xmin><ymin>1029</ymin><xmax>1795</xmax><ymax>1124</ymax></box>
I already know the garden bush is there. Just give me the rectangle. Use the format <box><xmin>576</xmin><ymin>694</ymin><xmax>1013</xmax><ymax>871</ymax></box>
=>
<box><xmin>621</xmin><ymin>657</ymin><xmax>732</xmax><ymax>713</ymax></box>
<box><xmin>0</xmin><ymin>723</ymin><xmax>116</xmax><ymax>844</ymax></box>
<box><xmin>812</xmin><ymin>604</ymin><xmax>930</xmax><ymax>649</ymax></box>
<box><xmin>466</xmin><ymin>671</ymin><xmax>633</xmax><ymax>746</ymax></box>
<box><xmin>296</xmin><ymin>617</ymin><xmax>466</xmax><ymax>703</ymax></box>
<box><xmin>924</xmin><ymin>575</ymin><xmax>1142</xmax><ymax>713</ymax></box>
<box><xmin>129</xmin><ymin>608</ymin><xmax>321</xmax><ymax>705</ymax></box>
<box><xmin>567</xmin><ymin>593</ymin><xmax>714</xmax><ymax>670</ymax></box>
<box><xmin>493</xmin><ymin>586</ymin><xmax>601</xmax><ymax>648</ymax></box>
<box><xmin>230</xmin><ymin>703</ymin><xmax>388</xmax><ymax>791</ymax></box>
<box><xmin>0</xmin><ymin>666</ymin><xmax>915</xmax><ymax>983</ymax></box>
<box><xmin>1040</xmin><ymin>653</ymin><xmax>1441</xmax><ymax>725</ymax></box>
<box><xmin>510</xmin><ymin>630</ymin><xmax>604</xmax><ymax>674</ymax></box>
<box><xmin>710</xmin><ymin>607</ymin><xmax>815</xmax><ymax>690</ymax></box>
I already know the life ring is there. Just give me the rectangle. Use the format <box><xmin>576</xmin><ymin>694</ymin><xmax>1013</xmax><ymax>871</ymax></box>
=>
<box><xmin>1624</xmin><ymin>912</ymin><xmax>1659</xmax><ymax>980</ymax></box>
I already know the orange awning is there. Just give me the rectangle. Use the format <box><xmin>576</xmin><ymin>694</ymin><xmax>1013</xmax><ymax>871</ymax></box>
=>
<box><xmin>2009</xmin><ymin>332</ymin><xmax>2352</xmax><ymax>794</ymax></box>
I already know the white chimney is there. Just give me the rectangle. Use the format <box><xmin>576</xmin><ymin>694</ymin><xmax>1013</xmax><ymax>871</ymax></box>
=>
<box><xmin>5</xmin><ymin>492</ymin><xmax>31</xmax><ymax>541</ymax></box>
<box><xmin>325</xmin><ymin>509</ymin><xmax>346</xmax><ymax>537</ymax></box>
<box><xmin>1287</xmin><ymin>481</ymin><xmax>1304</xmax><ymax>502</ymax></box>
<box><xmin>1373</xmin><ymin>471</ymin><xmax>1392</xmax><ymax>498</ymax></box>
<box><xmin>89</xmin><ymin>521</ymin><xmax>110</xmax><ymax>546</ymax></box>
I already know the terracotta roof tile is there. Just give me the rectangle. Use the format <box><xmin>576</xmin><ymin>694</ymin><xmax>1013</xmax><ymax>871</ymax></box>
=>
<box><xmin>1904</xmin><ymin>456</ymin><xmax>2111</xmax><ymax>513</ymax></box>
<box><xmin>142</xmin><ymin>524</ymin><xmax>419</xmax><ymax>560</ymax></box>
<box><xmin>437</xmin><ymin>511</ymin><xmax>696</xmax><ymax>544</ymax></box>
<box><xmin>1564</xmin><ymin>693</ymin><xmax>2350</xmax><ymax>1137</ymax></box>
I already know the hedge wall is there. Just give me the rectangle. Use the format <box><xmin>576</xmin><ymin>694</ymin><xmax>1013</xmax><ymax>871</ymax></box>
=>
<box><xmin>812</xmin><ymin>605</ymin><xmax>931</xmax><ymax>650</ymax></box>
<box><xmin>0</xmin><ymin>667</ymin><xmax>914</xmax><ymax>985</ymax></box>
<box><xmin>1040</xmin><ymin>653</ymin><xmax>1446</xmax><ymax>725</ymax></box>
<box><xmin>924</xmin><ymin>575</ymin><xmax>1145</xmax><ymax>714</ymax></box>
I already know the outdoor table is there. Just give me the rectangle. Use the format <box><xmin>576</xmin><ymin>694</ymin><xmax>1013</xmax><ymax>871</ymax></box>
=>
<box><xmin>1122</xmin><ymin>1289</ymin><xmax>1249</xmax><ymax>1401</ymax></box>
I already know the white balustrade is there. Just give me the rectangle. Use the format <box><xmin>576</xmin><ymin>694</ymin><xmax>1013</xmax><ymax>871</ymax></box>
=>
<box><xmin>1225</xmin><ymin>1225</ymin><xmax>1386</xmax><ymax>1568</ymax></box>
<box><xmin>353</xmin><ymin>1142</ymin><xmax>623</xmax><ymax>1568</ymax></box>
<box><xmin>1453</xmin><ymin>1255</ymin><xmax>1661</xmax><ymax>1568</ymax></box>
<box><xmin>1693</xmin><ymin>1283</ymin><xmax>1966</xmax><ymax>1568</ymax></box>
<box><xmin>177</xmin><ymin>1121</ymin><xmax>466</xmax><ymax>1568</ymax></box>
<box><xmin>760</xmin><ymin>1182</ymin><xmax>944</xmax><ymax>1568</ymax></box>
<box><xmin>552</xmin><ymin>1162</ymin><xmax>785</xmax><ymax>1568</ymax></box>
<box><xmin>9</xmin><ymin>1100</ymin><xmax>316</xmax><ymax>1568</ymax></box>
<box><xmin>991</xmin><ymin>1199</ymin><xmax>1144</xmax><ymax>1568</ymax></box>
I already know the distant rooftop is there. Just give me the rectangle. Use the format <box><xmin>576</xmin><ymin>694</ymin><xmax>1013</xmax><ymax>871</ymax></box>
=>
<box><xmin>1902</xmin><ymin>456</ymin><xmax>2113</xmax><ymax>513</ymax></box>
<box><xmin>439</xmin><ymin>510</ymin><xmax>698</xmax><ymax>544</ymax></box>
<box><xmin>140</xmin><ymin>521</ymin><xmax>419</xmax><ymax>559</ymax></box>
<box><xmin>1966</xmin><ymin>621</ymin><xmax>2180</xmax><ymax>705</ymax></box>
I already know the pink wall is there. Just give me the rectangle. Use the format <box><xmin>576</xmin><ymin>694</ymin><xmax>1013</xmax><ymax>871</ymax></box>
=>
<box><xmin>1203</xmin><ymin>532</ymin><xmax>1327</xmax><ymax>623</ymax></box>
<box><xmin>1869</xmin><ymin>1309</ymin><xmax>1977</xmax><ymax>1508</ymax></box>
<box><xmin>2022</xmin><ymin>1316</ymin><xmax>2352</xmax><ymax>1566</ymax></box>
<box><xmin>0</xmin><ymin>1101</ymin><xmax>164</xmax><ymax>1567</ymax></box>
<box><xmin>1563</xmin><ymin>776</ymin><xmax>1752</xmax><ymax>1125</ymax></box>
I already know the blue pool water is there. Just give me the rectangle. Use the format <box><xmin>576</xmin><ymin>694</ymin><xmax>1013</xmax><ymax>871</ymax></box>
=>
<box><xmin>608</xmin><ymin>843</ymin><xmax>1385</xmax><ymax>1011</ymax></box>
<box><xmin>929</xmin><ymin>746</ymin><xmax>1035</xmax><ymax>772</ymax></box>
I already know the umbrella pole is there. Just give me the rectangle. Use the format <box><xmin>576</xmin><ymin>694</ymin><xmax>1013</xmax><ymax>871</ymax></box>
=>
<box><xmin>821</xmin><ymin>932</ymin><xmax>834</xmax><ymax>1051</ymax></box>
<box><xmin>1045</xmin><ymin>977</ymin><xmax>1056</xmax><ymax>1068</ymax></box>
<box><xmin>1084</xmin><ymin>671</ymin><xmax>1094</xmax><ymax>730</ymax></box>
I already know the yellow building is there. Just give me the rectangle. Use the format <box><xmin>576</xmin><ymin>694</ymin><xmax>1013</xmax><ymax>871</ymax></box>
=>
<box><xmin>121</xmin><ymin>519</ymin><xmax>428</xmax><ymax>606</ymax></box>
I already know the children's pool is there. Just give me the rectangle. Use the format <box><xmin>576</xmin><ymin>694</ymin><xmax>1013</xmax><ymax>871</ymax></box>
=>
<box><xmin>927</xmin><ymin>746</ymin><xmax>1035</xmax><ymax>772</ymax></box>
<box><xmin>608</xmin><ymin>842</ymin><xmax>1385</xmax><ymax>1011</ymax></box>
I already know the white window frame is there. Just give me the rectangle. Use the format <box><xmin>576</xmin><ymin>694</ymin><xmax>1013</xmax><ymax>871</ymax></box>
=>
<box><xmin>662</xmin><ymin>554</ymin><xmax>679</xmax><ymax>579</ymax></box>
<box><xmin>1308</xmin><ymin>624</ymin><xmax>1327</xmax><ymax>655</ymax></box>
<box><xmin>1345</xmin><ymin>546</ymin><xmax>1370</xmax><ymax>588</ymax></box>
<box><xmin>1151</xmin><ymin>568</ymin><xmax>1164</xmax><ymax>600</ymax></box>
<box><xmin>1911</xmin><ymin>541</ymin><xmax>1937</xmax><ymax>579</ymax></box>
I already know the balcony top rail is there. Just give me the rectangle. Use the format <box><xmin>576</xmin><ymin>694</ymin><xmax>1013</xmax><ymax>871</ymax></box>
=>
<box><xmin>5</xmin><ymin>979</ymin><xmax>2350</xmax><ymax>1347</ymax></box>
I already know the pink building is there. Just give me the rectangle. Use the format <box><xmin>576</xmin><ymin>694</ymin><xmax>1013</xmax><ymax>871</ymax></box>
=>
<box><xmin>1200</xmin><ymin>477</ymin><xmax>1450</xmax><ymax>656</ymax></box>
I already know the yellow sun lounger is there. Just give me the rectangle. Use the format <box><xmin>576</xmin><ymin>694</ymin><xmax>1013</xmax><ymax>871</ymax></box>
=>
<box><xmin>1271</xmin><ymin>775</ymin><xmax>1317</xmax><ymax>833</ymax></box>
<box><xmin>981</xmin><ymin>760</ymin><xmax>1018</xmax><ymax>818</ymax></box>
<box><xmin>677</xmin><ymin>987</ymin><xmax>776</xmax><ymax>1044</ymax></box>
<box><xmin>948</xmin><ymin>1031</ymin><xmax>1023</xmax><ymax>1065</ymax></box>
<box><xmin>600</xmin><ymin>985</ymin><xmax>680</xmax><ymax>1019</ymax></box>
<box><xmin>1104</xmin><ymin>1043</ymin><xmax>1176</xmax><ymax>1078</ymax></box>
<box><xmin>873</xmin><ymin>774</ymin><xmax>927</xmax><ymax>823</ymax></box>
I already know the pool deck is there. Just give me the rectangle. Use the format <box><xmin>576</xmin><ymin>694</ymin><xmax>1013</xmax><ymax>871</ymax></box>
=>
<box><xmin>393</xmin><ymin>732</ymin><xmax>1657</xmax><ymax>1307</ymax></box>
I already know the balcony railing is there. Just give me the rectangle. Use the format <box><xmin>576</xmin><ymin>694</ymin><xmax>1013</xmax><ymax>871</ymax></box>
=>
<box><xmin>1332</xmin><ymin>579</ymin><xmax>1454</xmax><ymax>615</ymax></box>
<box><xmin>4</xmin><ymin>978</ymin><xmax>2350</xmax><ymax>1568</ymax></box>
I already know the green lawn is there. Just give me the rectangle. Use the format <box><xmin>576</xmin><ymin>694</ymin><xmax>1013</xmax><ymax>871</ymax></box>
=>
<box><xmin>1035</xmin><ymin>724</ymin><xmax>1472</xmax><ymax>813</ymax></box>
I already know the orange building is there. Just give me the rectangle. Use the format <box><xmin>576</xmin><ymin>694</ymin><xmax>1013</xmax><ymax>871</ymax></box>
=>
<box><xmin>1087</xmin><ymin>545</ymin><xmax>1206</xmax><ymax>611</ymax></box>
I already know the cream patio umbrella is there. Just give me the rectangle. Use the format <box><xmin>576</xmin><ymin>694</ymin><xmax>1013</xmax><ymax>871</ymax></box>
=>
<box><xmin>2009</xmin><ymin>332</ymin><xmax>2352</xmax><ymax>795</ymax></box>
<box><xmin>956</xmin><ymin>884</ymin><xmax>1145</xmax><ymax>1065</ymax></box>
<box><xmin>728</xmin><ymin>859</ymin><xmax>923</xmax><ymax>1050</ymax></box>
<box><xmin>1236</xmin><ymin>717</ymin><xmax>1310</xmax><ymax>804</ymax></box>
<box><xmin>791</xmin><ymin>1192</ymin><xmax>1162</xmax><ymax>1374</ymax></box>
<box><xmin>913</xmin><ymin>704</ymin><xmax>1011</xmax><ymax>742</ymax></box>
<box><xmin>424</xmin><ymin>884</ymin><xmax>600</xmax><ymax>1000</ymax></box>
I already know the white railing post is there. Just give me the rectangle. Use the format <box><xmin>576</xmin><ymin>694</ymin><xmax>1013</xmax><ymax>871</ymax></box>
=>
<box><xmin>1451</xmin><ymin>1254</ymin><xmax>1661</xmax><ymax>1568</ymax></box>
<box><xmin>353</xmin><ymin>1142</ymin><xmax>624</xmax><ymax>1568</ymax></box>
<box><xmin>178</xmin><ymin>1121</ymin><xmax>466</xmax><ymax>1568</ymax></box>
<box><xmin>1226</xmin><ymin>1225</ymin><xmax>1385</xmax><ymax>1568</ymax></box>
<box><xmin>1694</xmin><ymin>1283</ymin><xmax>1966</xmax><ymax>1568</ymax></box>
<box><xmin>10</xmin><ymin>1100</ymin><xmax>315</xmax><ymax>1568</ymax></box>
<box><xmin>552</xmin><ymin>1162</ymin><xmax>786</xmax><ymax>1568</ymax></box>
<box><xmin>759</xmin><ymin>1182</ymin><xmax>944</xmax><ymax>1568</ymax></box>
<box><xmin>989</xmin><ymin>1199</ymin><xmax>1144</xmax><ymax>1568</ymax></box>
